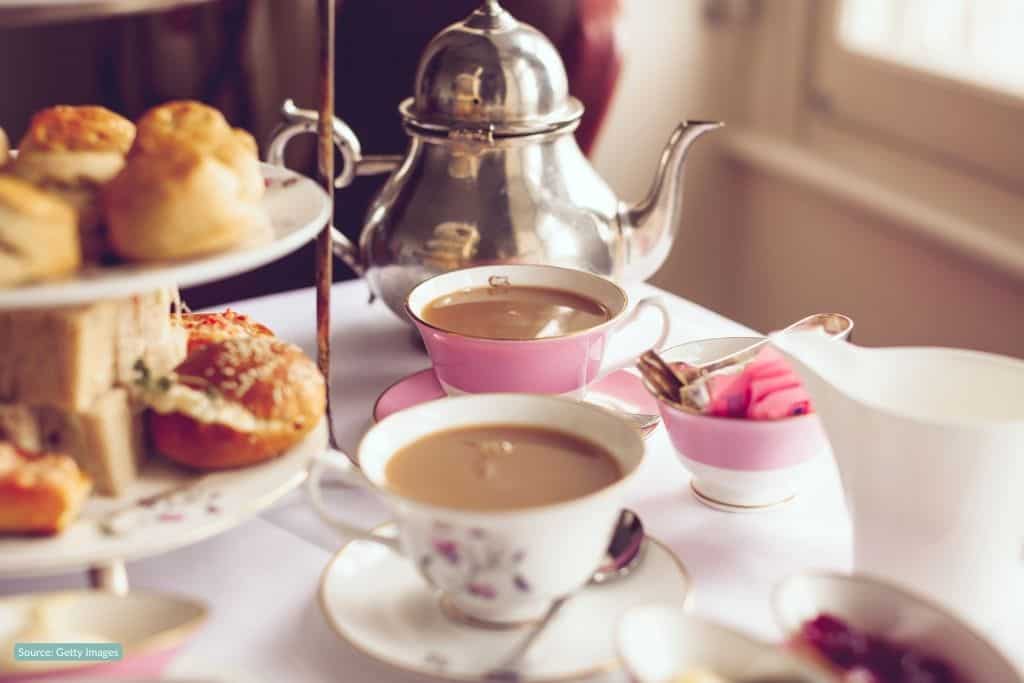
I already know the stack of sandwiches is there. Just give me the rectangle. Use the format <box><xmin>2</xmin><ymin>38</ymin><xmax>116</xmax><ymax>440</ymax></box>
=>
<box><xmin>0</xmin><ymin>288</ymin><xmax>187</xmax><ymax>496</ymax></box>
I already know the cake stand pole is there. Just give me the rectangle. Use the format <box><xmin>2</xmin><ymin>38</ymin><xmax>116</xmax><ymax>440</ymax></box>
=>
<box><xmin>315</xmin><ymin>0</ymin><xmax>339</xmax><ymax>448</ymax></box>
<box><xmin>88</xmin><ymin>560</ymin><xmax>129</xmax><ymax>595</ymax></box>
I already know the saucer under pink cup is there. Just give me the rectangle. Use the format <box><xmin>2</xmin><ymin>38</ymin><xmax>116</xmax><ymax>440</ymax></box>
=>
<box><xmin>405</xmin><ymin>264</ymin><xmax>670</xmax><ymax>398</ymax></box>
<box><xmin>647</xmin><ymin>337</ymin><xmax>830</xmax><ymax>510</ymax></box>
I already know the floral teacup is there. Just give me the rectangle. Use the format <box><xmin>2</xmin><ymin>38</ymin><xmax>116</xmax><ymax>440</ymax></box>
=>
<box><xmin>405</xmin><ymin>264</ymin><xmax>670</xmax><ymax>398</ymax></box>
<box><xmin>307</xmin><ymin>394</ymin><xmax>645</xmax><ymax>625</ymax></box>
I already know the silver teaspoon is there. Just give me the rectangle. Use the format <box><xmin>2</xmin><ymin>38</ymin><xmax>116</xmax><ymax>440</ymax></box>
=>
<box><xmin>679</xmin><ymin>313</ymin><xmax>853</xmax><ymax>410</ymax></box>
<box><xmin>484</xmin><ymin>509</ymin><xmax>646</xmax><ymax>682</ymax></box>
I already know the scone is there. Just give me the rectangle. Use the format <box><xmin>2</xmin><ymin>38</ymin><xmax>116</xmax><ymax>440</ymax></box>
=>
<box><xmin>179</xmin><ymin>309</ymin><xmax>275</xmax><ymax>354</ymax></box>
<box><xmin>0</xmin><ymin>127</ymin><xmax>8</xmax><ymax>168</ymax></box>
<box><xmin>145</xmin><ymin>337</ymin><xmax>325</xmax><ymax>470</ymax></box>
<box><xmin>11</xmin><ymin>105</ymin><xmax>135</xmax><ymax>262</ymax></box>
<box><xmin>104</xmin><ymin>141</ymin><xmax>271</xmax><ymax>262</ymax></box>
<box><xmin>0</xmin><ymin>442</ymin><xmax>92</xmax><ymax>536</ymax></box>
<box><xmin>133</xmin><ymin>100</ymin><xmax>264</xmax><ymax>202</ymax></box>
<box><xmin>0</xmin><ymin>175</ymin><xmax>80</xmax><ymax>287</ymax></box>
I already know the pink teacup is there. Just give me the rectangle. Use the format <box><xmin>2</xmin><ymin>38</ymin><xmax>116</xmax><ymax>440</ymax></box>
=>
<box><xmin>647</xmin><ymin>337</ymin><xmax>830</xmax><ymax>509</ymax></box>
<box><xmin>406</xmin><ymin>265</ymin><xmax>670</xmax><ymax>398</ymax></box>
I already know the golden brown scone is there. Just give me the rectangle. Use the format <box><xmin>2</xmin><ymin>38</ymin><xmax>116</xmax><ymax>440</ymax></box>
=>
<box><xmin>104</xmin><ymin>142</ymin><xmax>271</xmax><ymax>262</ymax></box>
<box><xmin>0</xmin><ymin>175</ymin><xmax>80</xmax><ymax>287</ymax></box>
<box><xmin>179</xmin><ymin>309</ymin><xmax>275</xmax><ymax>354</ymax></box>
<box><xmin>0</xmin><ymin>127</ymin><xmax>8</xmax><ymax>168</ymax></box>
<box><xmin>145</xmin><ymin>337</ymin><xmax>325</xmax><ymax>470</ymax></box>
<box><xmin>133</xmin><ymin>100</ymin><xmax>263</xmax><ymax>202</ymax></box>
<box><xmin>133</xmin><ymin>99</ymin><xmax>232</xmax><ymax>151</ymax></box>
<box><xmin>0</xmin><ymin>442</ymin><xmax>92</xmax><ymax>536</ymax></box>
<box><xmin>19</xmin><ymin>105</ymin><xmax>135</xmax><ymax>154</ymax></box>
<box><xmin>11</xmin><ymin>105</ymin><xmax>136</xmax><ymax>262</ymax></box>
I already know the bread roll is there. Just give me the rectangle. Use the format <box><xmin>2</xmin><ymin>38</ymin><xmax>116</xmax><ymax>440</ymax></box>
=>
<box><xmin>104</xmin><ymin>142</ymin><xmax>271</xmax><ymax>262</ymax></box>
<box><xmin>146</xmin><ymin>337</ymin><xmax>325</xmax><ymax>470</ymax></box>
<box><xmin>134</xmin><ymin>100</ymin><xmax>263</xmax><ymax>202</ymax></box>
<box><xmin>0</xmin><ymin>442</ymin><xmax>92</xmax><ymax>536</ymax></box>
<box><xmin>11</xmin><ymin>105</ymin><xmax>135</xmax><ymax>262</ymax></box>
<box><xmin>0</xmin><ymin>175</ymin><xmax>80</xmax><ymax>287</ymax></box>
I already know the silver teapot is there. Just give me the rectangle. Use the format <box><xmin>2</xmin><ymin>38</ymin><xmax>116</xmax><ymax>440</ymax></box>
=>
<box><xmin>267</xmin><ymin>0</ymin><xmax>721</xmax><ymax>322</ymax></box>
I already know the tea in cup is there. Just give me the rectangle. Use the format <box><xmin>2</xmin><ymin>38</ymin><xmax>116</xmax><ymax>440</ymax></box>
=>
<box><xmin>405</xmin><ymin>264</ymin><xmax>670</xmax><ymax>397</ymax></box>
<box><xmin>307</xmin><ymin>394</ymin><xmax>644</xmax><ymax>625</ymax></box>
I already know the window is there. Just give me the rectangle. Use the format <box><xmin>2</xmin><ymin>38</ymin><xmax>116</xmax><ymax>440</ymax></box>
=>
<box><xmin>839</xmin><ymin>0</ymin><xmax>1024</xmax><ymax>99</ymax></box>
<box><xmin>811</xmin><ymin>0</ymin><xmax>1024</xmax><ymax>188</ymax></box>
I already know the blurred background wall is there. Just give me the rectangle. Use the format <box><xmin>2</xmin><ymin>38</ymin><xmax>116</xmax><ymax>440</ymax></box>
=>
<box><xmin>2</xmin><ymin>0</ymin><xmax>1021</xmax><ymax>356</ymax></box>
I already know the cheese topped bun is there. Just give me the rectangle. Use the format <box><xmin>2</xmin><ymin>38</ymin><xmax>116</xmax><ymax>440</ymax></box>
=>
<box><xmin>179</xmin><ymin>309</ymin><xmax>275</xmax><ymax>354</ymax></box>
<box><xmin>146</xmin><ymin>337</ymin><xmax>325</xmax><ymax>470</ymax></box>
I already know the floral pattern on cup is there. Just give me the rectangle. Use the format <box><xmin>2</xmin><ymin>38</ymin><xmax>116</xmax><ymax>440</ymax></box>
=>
<box><xmin>418</xmin><ymin>522</ymin><xmax>530</xmax><ymax>600</ymax></box>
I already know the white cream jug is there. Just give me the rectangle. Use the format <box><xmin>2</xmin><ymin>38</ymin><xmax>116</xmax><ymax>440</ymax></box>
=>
<box><xmin>772</xmin><ymin>331</ymin><xmax>1024</xmax><ymax>658</ymax></box>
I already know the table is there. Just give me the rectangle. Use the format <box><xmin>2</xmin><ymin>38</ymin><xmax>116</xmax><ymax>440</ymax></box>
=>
<box><xmin>0</xmin><ymin>280</ymin><xmax>854</xmax><ymax>682</ymax></box>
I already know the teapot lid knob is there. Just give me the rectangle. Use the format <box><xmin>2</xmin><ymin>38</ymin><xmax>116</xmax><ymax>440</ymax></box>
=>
<box><xmin>401</xmin><ymin>0</ymin><xmax>584</xmax><ymax>137</ymax></box>
<box><xmin>480</xmin><ymin>0</ymin><xmax>503</xmax><ymax>14</ymax></box>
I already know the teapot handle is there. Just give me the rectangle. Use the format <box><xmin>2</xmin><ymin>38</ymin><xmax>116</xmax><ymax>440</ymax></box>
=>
<box><xmin>265</xmin><ymin>99</ymin><xmax>402</xmax><ymax>274</ymax></box>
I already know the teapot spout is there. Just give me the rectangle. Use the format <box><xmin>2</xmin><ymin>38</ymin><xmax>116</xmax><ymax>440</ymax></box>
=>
<box><xmin>620</xmin><ymin>120</ymin><xmax>723</xmax><ymax>282</ymax></box>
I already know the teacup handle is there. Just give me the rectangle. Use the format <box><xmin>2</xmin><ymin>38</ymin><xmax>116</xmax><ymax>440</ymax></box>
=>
<box><xmin>306</xmin><ymin>449</ymin><xmax>402</xmax><ymax>554</ymax></box>
<box><xmin>596</xmin><ymin>296</ymin><xmax>672</xmax><ymax>381</ymax></box>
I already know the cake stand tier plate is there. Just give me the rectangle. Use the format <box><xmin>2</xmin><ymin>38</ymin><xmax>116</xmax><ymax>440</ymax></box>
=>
<box><xmin>0</xmin><ymin>420</ymin><xmax>326</xmax><ymax>578</ymax></box>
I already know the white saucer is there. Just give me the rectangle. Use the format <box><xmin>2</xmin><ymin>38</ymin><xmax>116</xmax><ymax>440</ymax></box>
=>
<box><xmin>319</xmin><ymin>525</ymin><xmax>692</xmax><ymax>682</ymax></box>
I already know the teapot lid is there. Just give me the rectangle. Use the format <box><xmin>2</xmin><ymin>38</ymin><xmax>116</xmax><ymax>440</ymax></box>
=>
<box><xmin>400</xmin><ymin>0</ymin><xmax>584</xmax><ymax>138</ymax></box>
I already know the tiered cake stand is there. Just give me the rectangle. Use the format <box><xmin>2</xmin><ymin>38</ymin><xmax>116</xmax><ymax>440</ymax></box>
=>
<box><xmin>0</xmin><ymin>0</ymin><xmax>340</xmax><ymax>593</ymax></box>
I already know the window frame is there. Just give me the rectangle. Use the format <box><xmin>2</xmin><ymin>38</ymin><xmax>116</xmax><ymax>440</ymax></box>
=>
<box><xmin>810</xmin><ymin>0</ymin><xmax>1024</xmax><ymax>191</ymax></box>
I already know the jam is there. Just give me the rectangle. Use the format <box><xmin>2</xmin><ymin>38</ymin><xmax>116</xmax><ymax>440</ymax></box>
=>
<box><xmin>798</xmin><ymin>614</ymin><xmax>961</xmax><ymax>683</ymax></box>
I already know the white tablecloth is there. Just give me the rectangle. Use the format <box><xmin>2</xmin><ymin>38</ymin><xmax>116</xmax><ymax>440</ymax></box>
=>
<box><xmin>1</xmin><ymin>281</ymin><xmax>855</xmax><ymax>682</ymax></box>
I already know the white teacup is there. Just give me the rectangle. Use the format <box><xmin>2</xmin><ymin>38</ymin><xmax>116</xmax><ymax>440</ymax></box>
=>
<box><xmin>307</xmin><ymin>394</ymin><xmax>645</xmax><ymax>625</ymax></box>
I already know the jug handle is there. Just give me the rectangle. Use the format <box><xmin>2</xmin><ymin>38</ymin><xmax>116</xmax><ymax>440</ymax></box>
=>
<box><xmin>265</xmin><ymin>99</ymin><xmax>402</xmax><ymax>274</ymax></box>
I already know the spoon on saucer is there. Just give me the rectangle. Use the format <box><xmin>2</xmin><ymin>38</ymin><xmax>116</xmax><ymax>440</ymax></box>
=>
<box><xmin>484</xmin><ymin>509</ymin><xmax>646</xmax><ymax>682</ymax></box>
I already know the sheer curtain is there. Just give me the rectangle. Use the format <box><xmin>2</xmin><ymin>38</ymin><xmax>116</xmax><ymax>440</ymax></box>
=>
<box><xmin>838</xmin><ymin>0</ymin><xmax>1024</xmax><ymax>98</ymax></box>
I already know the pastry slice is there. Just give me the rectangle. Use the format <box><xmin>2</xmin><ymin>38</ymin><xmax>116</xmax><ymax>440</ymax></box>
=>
<box><xmin>0</xmin><ymin>442</ymin><xmax>91</xmax><ymax>536</ymax></box>
<box><xmin>0</xmin><ymin>388</ymin><xmax>146</xmax><ymax>497</ymax></box>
